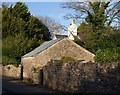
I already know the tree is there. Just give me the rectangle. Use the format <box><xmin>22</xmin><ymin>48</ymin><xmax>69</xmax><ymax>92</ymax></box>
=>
<box><xmin>2</xmin><ymin>3</ymin><xmax>29</xmax><ymax>38</ymax></box>
<box><xmin>12</xmin><ymin>2</ymin><xmax>31</xmax><ymax>22</ymax></box>
<box><xmin>61</xmin><ymin>1</ymin><xmax>120</xmax><ymax>31</ymax></box>
<box><xmin>2</xmin><ymin>2</ymin><xmax>51</xmax><ymax>65</ymax></box>
<box><xmin>25</xmin><ymin>16</ymin><xmax>50</xmax><ymax>40</ymax></box>
<box><xmin>2</xmin><ymin>2</ymin><xmax>50</xmax><ymax>40</ymax></box>
<box><xmin>38</xmin><ymin>16</ymin><xmax>67</xmax><ymax>39</ymax></box>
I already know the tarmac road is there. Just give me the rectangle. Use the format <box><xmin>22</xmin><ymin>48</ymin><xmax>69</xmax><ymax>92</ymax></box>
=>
<box><xmin>1</xmin><ymin>76</ymin><xmax>63</xmax><ymax>95</ymax></box>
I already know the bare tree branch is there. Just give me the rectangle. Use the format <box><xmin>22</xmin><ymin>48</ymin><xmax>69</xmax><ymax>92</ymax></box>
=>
<box><xmin>61</xmin><ymin>1</ymin><xmax>120</xmax><ymax>28</ymax></box>
<box><xmin>37</xmin><ymin>16</ymin><xmax>67</xmax><ymax>37</ymax></box>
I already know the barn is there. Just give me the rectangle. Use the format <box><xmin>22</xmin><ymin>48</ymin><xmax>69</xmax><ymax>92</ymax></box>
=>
<box><xmin>21</xmin><ymin>38</ymin><xmax>95</xmax><ymax>83</ymax></box>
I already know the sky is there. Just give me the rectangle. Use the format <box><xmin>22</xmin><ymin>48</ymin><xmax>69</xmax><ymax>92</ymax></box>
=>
<box><xmin>3</xmin><ymin>1</ymin><xmax>118</xmax><ymax>30</ymax></box>
<box><xmin>25</xmin><ymin>2</ymin><xmax>74</xmax><ymax>27</ymax></box>
<box><xmin>3</xmin><ymin>2</ymin><xmax>75</xmax><ymax>28</ymax></box>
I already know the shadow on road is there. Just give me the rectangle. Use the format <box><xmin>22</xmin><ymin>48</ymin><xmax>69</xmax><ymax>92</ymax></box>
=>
<box><xmin>2</xmin><ymin>76</ymin><xmax>66</xmax><ymax>95</ymax></box>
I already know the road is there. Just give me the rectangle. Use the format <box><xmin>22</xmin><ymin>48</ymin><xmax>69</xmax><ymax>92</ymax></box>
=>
<box><xmin>2</xmin><ymin>76</ymin><xmax>64</xmax><ymax>95</ymax></box>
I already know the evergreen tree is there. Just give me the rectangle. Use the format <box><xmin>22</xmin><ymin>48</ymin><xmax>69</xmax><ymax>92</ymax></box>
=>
<box><xmin>2</xmin><ymin>2</ymin><xmax>50</xmax><ymax>65</ymax></box>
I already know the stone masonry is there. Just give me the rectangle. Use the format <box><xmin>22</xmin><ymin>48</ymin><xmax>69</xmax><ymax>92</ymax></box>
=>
<box><xmin>2</xmin><ymin>65</ymin><xmax>21</xmax><ymax>79</ymax></box>
<box><xmin>43</xmin><ymin>61</ymin><xmax>120</xmax><ymax>93</ymax></box>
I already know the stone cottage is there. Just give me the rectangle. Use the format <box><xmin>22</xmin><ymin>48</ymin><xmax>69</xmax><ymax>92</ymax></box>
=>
<box><xmin>21</xmin><ymin>38</ymin><xmax>95</xmax><ymax>83</ymax></box>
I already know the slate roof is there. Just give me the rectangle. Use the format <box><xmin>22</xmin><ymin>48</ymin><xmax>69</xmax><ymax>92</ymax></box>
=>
<box><xmin>55</xmin><ymin>34</ymin><xmax>68</xmax><ymax>39</ymax></box>
<box><xmin>22</xmin><ymin>39</ymin><xmax>62</xmax><ymax>58</ymax></box>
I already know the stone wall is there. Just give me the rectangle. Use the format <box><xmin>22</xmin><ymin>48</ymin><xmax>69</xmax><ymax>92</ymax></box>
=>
<box><xmin>2</xmin><ymin>64</ymin><xmax>43</xmax><ymax>84</ymax></box>
<box><xmin>30</xmin><ymin>66</ymin><xmax>43</xmax><ymax>84</ymax></box>
<box><xmin>2</xmin><ymin>65</ymin><xmax>21</xmax><ymax>79</ymax></box>
<box><xmin>43</xmin><ymin>61</ymin><xmax>120</xmax><ymax>93</ymax></box>
<box><xmin>21</xmin><ymin>57</ymin><xmax>34</xmax><ymax>79</ymax></box>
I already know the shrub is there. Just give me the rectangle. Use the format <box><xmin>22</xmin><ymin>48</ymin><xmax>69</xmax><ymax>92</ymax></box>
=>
<box><xmin>61</xmin><ymin>56</ymin><xmax>76</xmax><ymax>63</ymax></box>
<box><xmin>95</xmin><ymin>48</ymin><xmax>120</xmax><ymax>62</ymax></box>
<box><xmin>74</xmin><ymin>40</ymin><xmax>85</xmax><ymax>47</ymax></box>
<box><xmin>2</xmin><ymin>34</ymin><xmax>44</xmax><ymax>65</ymax></box>
<box><xmin>2</xmin><ymin>56</ymin><xmax>19</xmax><ymax>66</ymax></box>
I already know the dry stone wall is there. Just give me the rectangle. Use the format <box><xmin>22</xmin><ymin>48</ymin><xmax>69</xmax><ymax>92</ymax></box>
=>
<box><xmin>2</xmin><ymin>65</ymin><xmax>21</xmax><ymax>79</ymax></box>
<box><xmin>43</xmin><ymin>61</ymin><xmax>120</xmax><ymax>93</ymax></box>
<box><xmin>30</xmin><ymin>66</ymin><xmax>43</xmax><ymax>84</ymax></box>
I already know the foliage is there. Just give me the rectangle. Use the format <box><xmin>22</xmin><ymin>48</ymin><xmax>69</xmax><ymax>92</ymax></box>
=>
<box><xmin>12</xmin><ymin>2</ymin><xmax>30</xmax><ymax>22</ymax></box>
<box><xmin>61</xmin><ymin>1</ymin><xmax>120</xmax><ymax>29</ymax></box>
<box><xmin>2</xmin><ymin>2</ymin><xmax>50</xmax><ymax>40</ymax></box>
<box><xmin>2</xmin><ymin>56</ymin><xmax>19</xmax><ymax>66</ymax></box>
<box><xmin>95</xmin><ymin>48</ymin><xmax>120</xmax><ymax>62</ymax></box>
<box><xmin>26</xmin><ymin>16</ymin><xmax>50</xmax><ymax>40</ymax></box>
<box><xmin>2</xmin><ymin>2</ymin><xmax>50</xmax><ymax>65</ymax></box>
<box><xmin>74</xmin><ymin>40</ymin><xmax>84</xmax><ymax>46</ymax></box>
<box><xmin>61</xmin><ymin>56</ymin><xmax>76</xmax><ymax>63</ymax></box>
<box><xmin>76</xmin><ymin>22</ymin><xmax>120</xmax><ymax>62</ymax></box>
<box><xmin>77</xmin><ymin>22</ymin><xmax>93</xmax><ymax>41</ymax></box>
<box><xmin>85</xmin><ymin>2</ymin><xmax>108</xmax><ymax>31</ymax></box>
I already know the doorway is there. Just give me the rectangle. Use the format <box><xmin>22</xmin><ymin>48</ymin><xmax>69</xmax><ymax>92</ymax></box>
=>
<box><xmin>40</xmin><ymin>69</ymin><xmax>43</xmax><ymax>84</ymax></box>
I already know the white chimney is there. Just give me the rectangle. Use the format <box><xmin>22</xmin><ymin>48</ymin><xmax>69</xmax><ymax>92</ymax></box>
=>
<box><xmin>68</xmin><ymin>19</ymin><xmax>77</xmax><ymax>40</ymax></box>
